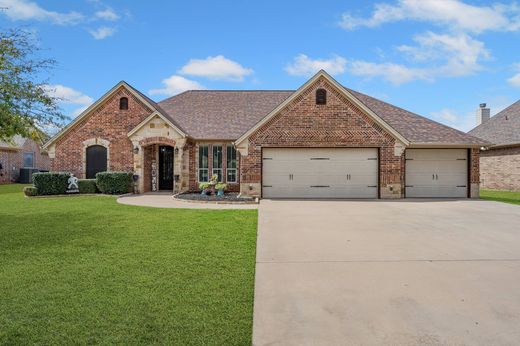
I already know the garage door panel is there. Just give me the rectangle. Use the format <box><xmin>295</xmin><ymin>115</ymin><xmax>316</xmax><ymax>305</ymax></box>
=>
<box><xmin>405</xmin><ymin>149</ymin><xmax>468</xmax><ymax>198</ymax></box>
<box><xmin>262</xmin><ymin>148</ymin><xmax>378</xmax><ymax>199</ymax></box>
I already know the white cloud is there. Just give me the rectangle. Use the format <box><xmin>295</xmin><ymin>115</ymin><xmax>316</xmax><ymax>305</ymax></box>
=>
<box><xmin>347</xmin><ymin>60</ymin><xmax>429</xmax><ymax>84</ymax></box>
<box><xmin>508</xmin><ymin>64</ymin><xmax>520</xmax><ymax>87</ymax></box>
<box><xmin>89</xmin><ymin>27</ymin><xmax>116</xmax><ymax>40</ymax></box>
<box><xmin>149</xmin><ymin>75</ymin><xmax>206</xmax><ymax>97</ymax></box>
<box><xmin>339</xmin><ymin>0</ymin><xmax>520</xmax><ymax>33</ymax></box>
<box><xmin>95</xmin><ymin>8</ymin><xmax>119</xmax><ymax>21</ymax></box>
<box><xmin>431</xmin><ymin>108</ymin><xmax>475</xmax><ymax>131</ymax></box>
<box><xmin>44</xmin><ymin>84</ymin><xmax>94</xmax><ymax>118</ymax></box>
<box><xmin>285</xmin><ymin>54</ymin><xmax>347</xmax><ymax>77</ymax></box>
<box><xmin>178</xmin><ymin>55</ymin><xmax>253</xmax><ymax>81</ymax></box>
<box><xmin>347</xmin><ymin>32</ymin><xmax>489</xmax><ymax>85</ymax></box>
<box><xmin>0</xmin><ymin>0</ymin><xmax>84</xmax><ymax>25</ymax></box>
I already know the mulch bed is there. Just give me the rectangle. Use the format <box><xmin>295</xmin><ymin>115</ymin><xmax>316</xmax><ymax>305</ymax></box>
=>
<box><xmin>175</xmin><ymin>192</ymin><xmax>255</xmax><ymax>203</ymax></box>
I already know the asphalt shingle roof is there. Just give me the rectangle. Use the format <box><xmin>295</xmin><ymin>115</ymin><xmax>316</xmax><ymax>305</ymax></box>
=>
<box><xmin>468</xmin><ymin>100</ymin><xmax>520</xmax><ymax>147</ymax></box>
<box><xmin>156</xmin><ymin>88</ymin><xmax>487</xmax><ymax>145</ymax></box>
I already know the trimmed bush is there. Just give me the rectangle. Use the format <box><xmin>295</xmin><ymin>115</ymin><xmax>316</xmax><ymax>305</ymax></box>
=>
<box><xmin>96</xmin><ymin>172</ymin><xmax>133</xmax><ymax>195</ymax></box>
<box><xmin>78</xmin><ymin>179</ymin><xmax>98</xmax><ymax>194</ymax></box>
<box><xmin>23</xmin><ymin>186</ymin><xmax>38</xmax><ymax>197</ymax></box>
<box><xmin>33</xmin><ymin>172</ymin><xmax>69</xmax><ymax>195</ymax></box>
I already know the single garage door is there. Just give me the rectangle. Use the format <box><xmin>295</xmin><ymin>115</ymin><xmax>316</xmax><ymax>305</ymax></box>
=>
<box><xmin>262</xmin><ymin>148</ymin><xmax>378</xmax><ymax>199</ymax></box>
<box><xmin>405</xmin><ymin>149</ymin><xmax>468</xmax><ymax>198</ymax></box>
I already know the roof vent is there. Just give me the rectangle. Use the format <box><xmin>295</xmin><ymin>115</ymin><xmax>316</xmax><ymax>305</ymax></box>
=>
<box><xmin>476</xmin><ymin>103</ymin><xmax>490</xmax><ymax>126</ymax></box>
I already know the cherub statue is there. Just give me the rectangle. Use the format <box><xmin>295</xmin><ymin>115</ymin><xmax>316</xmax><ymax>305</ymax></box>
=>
<box><xmin>68</xmin><ymin>173</ymin><xmax>79</xmax><ymax>189</ymax></box>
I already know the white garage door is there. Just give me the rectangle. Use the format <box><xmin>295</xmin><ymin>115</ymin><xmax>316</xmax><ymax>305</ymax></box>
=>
<box><xmin>262</xmin><ymin>148</ymin><xmax>378</xmax><ymax>199</ymax></box>
<box><xmin>405</xmin><ymin>149</ymin><xmax>468</xmax><ymax>198</ymax></box>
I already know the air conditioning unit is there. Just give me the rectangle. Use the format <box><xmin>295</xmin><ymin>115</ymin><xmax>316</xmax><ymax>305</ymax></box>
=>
<box><xmin>19</xmin><ymin>168</ymin><xmax>41</xmax><ymax>184</ymax></box>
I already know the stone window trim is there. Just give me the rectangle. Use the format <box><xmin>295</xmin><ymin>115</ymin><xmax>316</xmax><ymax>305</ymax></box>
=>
<box><xmin>196</xmin><ymin>142</ymin><xmax>239</xmax><ymax>184</ymax></box>
<box><xmin>82</xmin><ymin>138</ymin><xmax>110</xmax><ymax>178</ymax></box>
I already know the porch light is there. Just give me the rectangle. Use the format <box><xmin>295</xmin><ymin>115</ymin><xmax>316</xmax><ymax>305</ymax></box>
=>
<box><xmin>174</xmin><ymin>147</ymin><xmax>179</xmax><ymax>155</ymax></box>
<box><xmin>133</xmin><ymin>146</ymin><xmax>139</xmax><ymax>154</ymax></box>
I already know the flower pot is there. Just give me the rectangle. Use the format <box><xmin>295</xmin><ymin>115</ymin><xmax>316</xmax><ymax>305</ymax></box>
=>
<box><xmin>217</xmin><ymin>189</ymin><xmax>224</xmax><ymax>196</ymax></box>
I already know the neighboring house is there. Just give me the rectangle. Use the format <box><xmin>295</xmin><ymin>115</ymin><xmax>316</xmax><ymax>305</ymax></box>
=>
<box><xmin>469</xmin><ymin>101</ymin><xmax>520</xmax><ymax>191</ymax></box>
<box><xmin>43</xmin><ymin>70</ymin><xmax>487</xmax><ymax>199</ymax></box>
<box><xmin>0</xmin><ymin>135</ymin><xmax>50</xmax><ymax>184</ymax></box>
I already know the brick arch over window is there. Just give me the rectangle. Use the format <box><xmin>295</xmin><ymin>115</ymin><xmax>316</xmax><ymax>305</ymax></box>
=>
<box><xmin>138</xmin><ymin>137</ymin><xmax>176</xmax><ymax>147</ymax></box>
<box><xmin>82</xmin><ymin>138</ymin><xmax>110</xmax><ymax>178</ymax></box>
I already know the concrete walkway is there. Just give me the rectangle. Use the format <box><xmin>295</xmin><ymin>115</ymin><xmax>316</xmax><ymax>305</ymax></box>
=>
<box><xmin>117</xmin><ymin>193</ymin><xmax>258</xmax><ymax>209</ymax></box>
<box><xmin>253</xmin><ymin>199</ymin><xmax>520</xmax><ymax>346</ymax></box>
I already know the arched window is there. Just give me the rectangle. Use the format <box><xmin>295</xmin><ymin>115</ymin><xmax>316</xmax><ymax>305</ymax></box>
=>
<box><xmin>119</xmin><ymin>97</ymin><xmax>128</xmax><ymax>110</ymax></box>
<box><xmin>86</xmin><ymin>145</ymin><xmax>107</xmax><ymax>179</ymax></box>
<box><xmin>316</xmin><ymin>89</ymin><xmax>327</xmax><ymax>105</ymax></box>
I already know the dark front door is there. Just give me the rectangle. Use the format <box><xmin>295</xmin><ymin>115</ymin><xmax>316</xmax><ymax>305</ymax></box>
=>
<box><xmin>86</xmin><ymin>145</ymin><xmax>107</xmax><ymax>179</ymax></box>
<box><xmin>159</xmin><ymin>146</ymin><xmax>174</xmax><ymax>190</ymax></box>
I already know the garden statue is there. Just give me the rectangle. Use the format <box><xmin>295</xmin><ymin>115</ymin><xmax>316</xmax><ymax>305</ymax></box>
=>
<box><xmin>68</xmin><ymin>173</ymin><xmax>79</xmax><ymax>190</ymax></box>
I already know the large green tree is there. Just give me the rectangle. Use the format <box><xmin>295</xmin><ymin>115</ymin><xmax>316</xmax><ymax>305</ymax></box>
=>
<box><xmin>0</xmin><ymin>28</ymin><xmax>64</xmax><ymax>142</ymax></box>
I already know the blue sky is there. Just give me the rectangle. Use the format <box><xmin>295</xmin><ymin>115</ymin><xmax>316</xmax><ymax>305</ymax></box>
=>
<box><xmin>1</xmin><ymin>0</ymin><xmax>519</xmax><ymax>132</ymax></box>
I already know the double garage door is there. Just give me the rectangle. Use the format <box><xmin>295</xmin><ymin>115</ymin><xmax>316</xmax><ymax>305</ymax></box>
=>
<box><xmin>261</xmin><ymin>148</ymin><xmax>468</xmax><ymax>199</ymax></box>
<box><xmin>262</xmin><ymin>148</ymin><xmax>378</xmax><ymax>199</ymax></box>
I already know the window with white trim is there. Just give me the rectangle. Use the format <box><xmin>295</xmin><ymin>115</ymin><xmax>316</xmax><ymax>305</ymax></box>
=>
<box><xmin>198</xmin><ymin>145</ymin><xmax>209</xmax><ymax>182</ymax></box>
<box><xmin>212</xmin><ymin>145</ymin><xmax>223</xmax><ymax>182</ymax></box>
<box><xmin>23</xmin><ymin>152</ymin><xmax>34</xmax><ymax>168</ymax></box>
<box><xmin>226</xmin><ymin>145</ymin><xmax>237</xmax><ymax>183</ymax></box>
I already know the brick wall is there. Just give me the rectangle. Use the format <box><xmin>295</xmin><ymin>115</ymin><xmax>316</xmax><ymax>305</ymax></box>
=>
<box><xmin>51</xmin><ymin>87</ymin><xmax>153</xmax><ymax>177</ymax></box>
<box><xmin>240</xmin><ymin>77</ymin><xmax>403</xmax><ymax>198</ymax></box>
<box><xmin>480</xmin><ymin>146</ymin><xmax>520</xmax><ymax>191</ymax></box>
<box><xmin>0</xmin><ymin>139</ymin><xmax>50</xmax><ymax>183</ymax></box>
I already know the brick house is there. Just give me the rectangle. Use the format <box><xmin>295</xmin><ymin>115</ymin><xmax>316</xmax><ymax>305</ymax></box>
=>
<box><xmin>43</xmin><ymin>70</ymin><xmax>487</xmax><ymax>198</ymax></box>
<box><xmin>469</xmin><ymin>101</ymin><xmax>520</xmax><ymax>191</ymax></box>
<box><xmin>0</xmin><ymin>135</ymin><xmax>50</xmax><ymax>183</ymax></box>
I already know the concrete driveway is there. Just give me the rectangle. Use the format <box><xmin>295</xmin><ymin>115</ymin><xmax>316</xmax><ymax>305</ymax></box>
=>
<box><xmin>253</xmin><ymin>199</ymin><xmax>520</xmax><ymax>346</ymax></box>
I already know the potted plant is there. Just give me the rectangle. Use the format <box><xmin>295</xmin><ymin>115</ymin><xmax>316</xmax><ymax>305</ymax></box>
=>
<box><xmin>215</xmin><ymin>183</ymin><xmax>227</xmax><ymax>196</ymax></box>
<box><xmin>199</xmin><ymin>182</ymin><xmax>211</xmax><ymax>195</ymax></box>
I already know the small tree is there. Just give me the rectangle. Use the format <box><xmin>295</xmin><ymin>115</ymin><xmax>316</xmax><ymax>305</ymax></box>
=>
<box><xmin>0</xmin><ymin>28</ymin><xmax>65</xmax><ymax>141</ymax></box>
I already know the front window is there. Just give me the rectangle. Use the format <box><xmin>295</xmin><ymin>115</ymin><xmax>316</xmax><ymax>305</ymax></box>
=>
<box><xmin>198</xmin><ymin>145</ymin><xmax>208</xmax><ymax>182</ymax></box>
<box><xmin>226</xmin><ymin>145</ymin><xmax>237</xmax><ymax>183</ymax></box>
<box><xmin>23</xmin><ymin>152</ymin><xmax>34</xmax><ymax>168</ymax></box>
<box><xmin>212</xmin><ymin>145</ymin><xmax>223</xmax><ymax>182</ymax></box>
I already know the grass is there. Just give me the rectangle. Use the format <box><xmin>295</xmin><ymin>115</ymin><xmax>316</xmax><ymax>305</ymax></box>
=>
<box><xmin>480</xmin><ymin>189</ymin><xmax>520</xmax><ymax>205</ymax></box>
<box><xmin>0</xmin><ymin>184</ymin><xmax>258</xmax><ymax>345</ymax></box>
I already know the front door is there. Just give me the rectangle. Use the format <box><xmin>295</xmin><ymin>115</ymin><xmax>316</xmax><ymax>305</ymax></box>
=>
<box><xmin>158</xmin><ymin>146</ymin><xmax>174</xmax><ymax>190</ymax></box>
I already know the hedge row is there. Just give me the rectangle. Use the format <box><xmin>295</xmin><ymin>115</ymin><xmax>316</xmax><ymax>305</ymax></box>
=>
<box><xmin>28</xmin><ymin>171</ymin><xmax>133</xmax><ymax>196</ymax></box>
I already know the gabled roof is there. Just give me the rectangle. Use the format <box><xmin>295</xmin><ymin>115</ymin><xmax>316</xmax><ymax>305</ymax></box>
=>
<box><xmin>468</xmin><ymin>100</ymin><xmax>520</xmax><ymax>147</ymax></box>
<box><xmin>157</xmin><ymin>90</ymin><xmax>293</xmax><ymax>139</ymax></box>
<box><xmin>43</xmin><ymin>81</ymin><xmax>186</xmax><ymax>149</ymax></box>
<box><xmin>0</xmin><ymin>135</ymin><xmax>26</xmax><ymax>150</ymax></box>
<box><xmin>348</xmin><ymin>89</ymin><xmax>488</xmax><ymax>146</ymax></box>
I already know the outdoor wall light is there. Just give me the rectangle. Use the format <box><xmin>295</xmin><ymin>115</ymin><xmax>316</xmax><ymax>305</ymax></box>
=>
<box><xmin>174</xmin><ymin>147</ymin><xmax>179</xmax><ymax>155</ymax></box>
<box><xmin>133</xmin><ymin>146</ymin><xmax>139</xmax><ymax>154</ymax></box>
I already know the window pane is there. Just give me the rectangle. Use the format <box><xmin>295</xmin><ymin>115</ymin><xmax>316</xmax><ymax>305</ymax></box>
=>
<box><xmin>23</xmin><ymin>152</ymin><xmax>34</xmax><ymax>168</ymax></box>
<box><xmin>199</xmin><ymin>145</ymin><xmax>208</xmax><ymax>169</ymax></box>
<box><xmin>199</xmin><ymin>169</ymin><xmax>208</xmax><ymax>182</ymax></box>
<box><xmin>213</xmin><ymin>146</ymin><xmax>222</xmax><ymax>169</ymax></box>
<box><xmin>227</xmin><ymin>169</ymin><xmax>237</xmax><ymax>183</ymax></box>
<box><xmin>227</xmin><ymin>145</ymin><xmax>237</xmax><ymax>169</ymax></box>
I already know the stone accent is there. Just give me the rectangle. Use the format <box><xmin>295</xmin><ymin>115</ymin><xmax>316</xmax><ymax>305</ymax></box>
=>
<box><xmin>480</xmin><ymin>146</ymin><xmax>520</xmax><ymax>191</ymax></box>
<box><xmin>239</xmin><ymin>76</ymin><xmax>405</xmax><ymax>199</ymax></box>
<box><xmin>0</xmin><ymin>138</ymin><xmax>50</xmax><ymax>183</ymax></box>
<box><xmin>81</xmin><ymin>138</ymin><xmax>110</xmax><ymax>178</ymax></box>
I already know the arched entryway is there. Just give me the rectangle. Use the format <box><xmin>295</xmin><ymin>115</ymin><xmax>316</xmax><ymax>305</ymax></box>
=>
<box><xmin>86</xmin><ymin>145</ymin><xmax>107</xmax><ymax>179</ymax></box>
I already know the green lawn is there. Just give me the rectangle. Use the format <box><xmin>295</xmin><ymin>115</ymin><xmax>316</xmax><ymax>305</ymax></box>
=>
<box><xmin>480</xmin><ymin>189</ymin><xmax>520</xmax><ymax>205</ymax></box>
<box><xmin>0</xmin><ymin>184</ymin><xmax>257</xmax><ymax>345</ymax></box>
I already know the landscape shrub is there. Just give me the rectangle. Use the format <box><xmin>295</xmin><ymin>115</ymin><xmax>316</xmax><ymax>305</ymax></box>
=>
<box><xmin>23</xmin><ymin>186</ymin><xmax>38</xmax><ymax>197</ymax></box>
<box><xmin>32</xmin><ymin>172</ymin><xmax>69</xmax><ymax>195</ymax></box>
<box><xmin>78</xmin><ymin>179</ymin><xmax>98</xmax><ymax>194</ymax></box>
<box><xmin>96</xmin><ymin>172</ymin><xmax>133</xmax><ymax>195</ymax></box>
